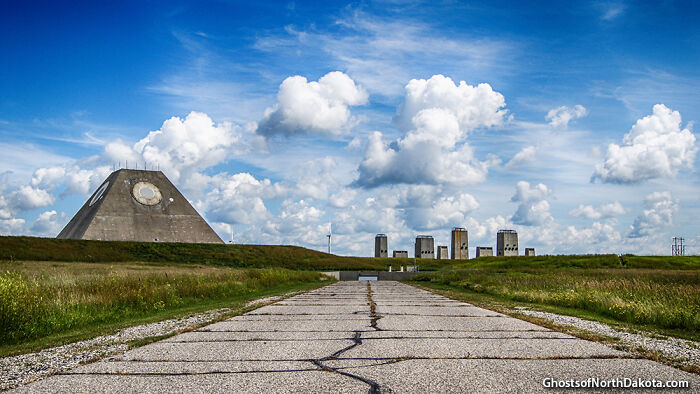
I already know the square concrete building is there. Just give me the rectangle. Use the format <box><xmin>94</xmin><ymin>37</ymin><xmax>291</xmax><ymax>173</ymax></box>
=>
<box><xmin>415</xmin><ymin>235</ymin><xmax>434</xmax><ymax>259</ymax></box>
<box><xmin>392</xmin><ymin>250</ymin><xmax>408</xmax><ymax>258</ymax></box>
<box><xmin>476</xmin><ymin>246</ymin><xmax>493</xmax><ymax>257</ymax></box>
<box><xmin>525</xmin><ymin>248</ymin><xmax>536</xmax><ymax>256</ymax></box>
<box><xmin>436</xmin><ymin>245</ymin><xmax>449</xmax><ymax>259</ymax></box>
<box><xmin>497</xmin><ymin>230</ymin><xmax>518</xmax><ymax>256</ymax></box>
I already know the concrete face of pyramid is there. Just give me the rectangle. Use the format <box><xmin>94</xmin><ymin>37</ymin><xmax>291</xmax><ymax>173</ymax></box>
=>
<box><xmin>57</xmin><ymin>169</ymin><xmax>224</xmax><ymax>244</ymax></box>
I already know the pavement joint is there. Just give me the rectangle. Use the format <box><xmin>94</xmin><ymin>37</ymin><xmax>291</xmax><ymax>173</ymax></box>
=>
<box><xmin>15</xmin><ymin>281</ymin><xmax>698</xmax><ymax>393</ymax></box>
<box><xmin>367</xmin><ymin>282</ymin><xmax>382</xmax><ymax>331</ymax></box>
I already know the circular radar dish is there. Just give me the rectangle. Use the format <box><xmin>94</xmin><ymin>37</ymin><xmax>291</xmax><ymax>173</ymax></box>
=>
<box><xmin>89</xmin><ymin>181</ymin><xmax>109</xmax><ymax>207</ymax></box>
<box><xmin>132</xmin><ymin>182</ymin><xmax>162</xmax><ymax>206</ymax></box>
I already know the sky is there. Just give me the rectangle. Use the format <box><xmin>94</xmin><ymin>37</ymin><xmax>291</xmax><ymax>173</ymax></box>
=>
<box><xmin>1</xmin><ymin>0</ymin><xmax>698</xmax><ymax>256</ymax></box>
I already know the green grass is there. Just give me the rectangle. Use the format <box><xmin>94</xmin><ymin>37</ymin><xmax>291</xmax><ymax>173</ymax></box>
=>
<box><xmin>441</xmin><ymin>253</ymin><xmax>700</xmax><ymax>270</ymax></box>
<box><xmin>0</xmin><ymin>260</ymin><xmax>331</xmax><ymax>356</ymax></box>
<box><xmin>0</xmin><ymin>236</ymin><xmax>450</xmax><ymax>271</ymax></box>
<box><xmin>408</xmin><ymin>267</ymin><xmax>700</xmax><ymax>340</ymax></box>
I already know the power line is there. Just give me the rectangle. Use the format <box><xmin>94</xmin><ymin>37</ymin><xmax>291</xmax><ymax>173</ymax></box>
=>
<box><xmin>672</xmin><ymin>237</ymin><xmax>685</xmax><ymax>256</ymax></box>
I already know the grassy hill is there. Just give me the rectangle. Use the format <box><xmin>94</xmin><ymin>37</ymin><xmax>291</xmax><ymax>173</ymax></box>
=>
<box><xmin>0</xmin><ymin>236</ymin><xmax>433</xmax><ymax>271</ymax></box>
<box><xmin>2</xmin><ymin>236</ymin><xmax>698</xmax><ymax>271</ymax></box>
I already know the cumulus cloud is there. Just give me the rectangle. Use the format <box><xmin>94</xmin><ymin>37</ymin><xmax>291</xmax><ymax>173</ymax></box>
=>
<box><xmin>30</xmin><ymin>210</ymin><xmax>66</xmax><ymax>236</ymax></box>
<box><xmin>0</xmin><ymin>218</ymin><xmax>24</xmax><ymax>235</ymax></box>
<box><xmin>0</xmin><ymin>181</ymin><xmax>57</xmax><ymax>235</ymax></box>
<box><xmin>105</xmin><ymin>111</ymin><xmax>242</xmax><ymax>185</ymax></box>
<box><xmin>409</xmin><ymin>193</ymin><xmax>479</xmax><ymax>230</ymax></box>
<box><xmin>7</xmin><ymin>185</ymin><xmax>54</xmax><ymax>212</ymax></box>
<box><xmin>394</xmin><ymin>185</ymin><xmax>479</xmax><ymax>230</ymax></box>
<box><xmin>505</xmin><ymin>146</ymin><xmax>536</xmax><ymax>168</ymax></box>
<box><xmin>394</xmin><ymin>74</ymin><xmax>508</xmax><ymax>133</ymax></box>
<box><xmin>333</xmin><ymin>195</ymin><xmax>404</xmax><ymax>235</ymax></box>
<box><xmin>198</xmin><ymin>172</ymin><xmax>287</xmax><ymax>226</ymax></box>
<box><xmin>562</xmin><ymin>221</ymin><xmax>622</xmax><ymax>252</ymax></box>
<box><xmin>257</xmin><ymin>71</ymin><xmax>368</xmax><ymax>137</ymax></box>
<box><xmin>628</xmin><ymin>191</ymin><xmax>678</xmax><ymax>238</ymax></box>
<box><xmin>244</xmin><ymin>199</ymin><xmax>327</xmax><ymax>247</ymax></box>
<box><xmin>546</xmin><ymin>105</ymin><xmax>587</xmax><ymax>128</ymax></box>
<box><xmin>592</xmin><ymin>104</ymin><xmax>697</xmax><ymax>184</ymax></box>
<box><xmin>570</xmin><ymin>201</ymin><xmax>626</xmax><ymax>220</ymax></box>
<box><xmin>355</xmin><ymin>75</ymin><xmax>507</xmax><ymax>187</ymax></box>
<box><xmin>510</xmin><ymin>181</ymin><xmax>553</xmax><ymax>226</ymax></box>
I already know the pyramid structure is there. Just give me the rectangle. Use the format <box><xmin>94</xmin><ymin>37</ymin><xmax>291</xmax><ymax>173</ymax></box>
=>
<box><xmin>57</xmin><ymin>169</ymin><xmax>223</xmax><ymax>244</ymax></box>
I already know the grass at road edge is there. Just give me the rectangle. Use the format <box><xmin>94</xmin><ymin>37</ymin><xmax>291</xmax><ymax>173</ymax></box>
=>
<box><xmin>408</xmin><ymin>281</ymin><xmax>700</xmax><ymax>375</ymax></box>
<box><xmin>0</xmin><ymin>277</ymin><xmax>330</xmax><ymax>358</ymax></box>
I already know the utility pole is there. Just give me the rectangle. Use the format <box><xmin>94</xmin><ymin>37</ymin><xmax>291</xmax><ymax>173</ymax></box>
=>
<box><xmin>326</xmin><ymin>222</ymin><xmax>332</xmax><ymax>254</ymax></box>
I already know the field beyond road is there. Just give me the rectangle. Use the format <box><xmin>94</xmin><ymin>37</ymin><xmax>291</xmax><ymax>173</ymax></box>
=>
<box><xmin>1</xmin><ymin>236</ymin><xmax>698</xmax><ymax>356</ymax></box>
<box><xmin>408</xmin><ymin>257</ymin><xmax>700</xmax><ymax>342</ymax></box>
<box><xmin>0</xmin><ymin>260</ymin><xmax>330</xmax><ymax>357</ymax></box>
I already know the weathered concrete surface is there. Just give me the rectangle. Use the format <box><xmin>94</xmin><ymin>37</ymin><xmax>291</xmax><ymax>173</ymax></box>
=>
<box><xmin>14</xmin><ymin>281</ymin><xmax>699</xmax><ymax>393</ymax></box>
<box><xmin>57</xmin><ymin>169</ymin><xmax>223</xmax><ymax>243</ymax></box>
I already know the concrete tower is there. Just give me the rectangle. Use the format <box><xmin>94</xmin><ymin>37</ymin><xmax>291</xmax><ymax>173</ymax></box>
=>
<box><xmin>415</xmin><ymin>235</ymin><xmax>435</xmax><ymax>259</ymax></box>
<box><xmin>57</xmin><ymin>169</ymin><xmax>223</xmax><ymax>243</ymax></box>
<box><xmin>496</xmin><ymin>230</ymin><xmax>518</xmax><ymax>256</ymax></box>
<box><xmin>451</xmin><ymin>227</ymin><xmax>469</xmax><ymax>259</ymax></box>
<box><xmin>375</xmin><ymin>234</ymin><xmax>388</xmax><ymax>257</ymax></box>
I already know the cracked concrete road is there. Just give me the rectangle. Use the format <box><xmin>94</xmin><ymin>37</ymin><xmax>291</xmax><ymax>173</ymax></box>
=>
<box><xmin>14</xmin><ymin>281</ymin><xmax>699</xmax><ymax>393</ymax></box>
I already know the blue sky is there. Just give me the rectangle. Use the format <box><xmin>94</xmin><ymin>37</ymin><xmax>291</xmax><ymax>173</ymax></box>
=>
<box><xmin>1</xmin><ymin>0</ymin><xmax>698</xmax><ymax>256</ymax></box>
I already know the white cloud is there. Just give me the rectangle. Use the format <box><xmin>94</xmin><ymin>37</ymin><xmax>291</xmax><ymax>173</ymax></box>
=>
<box><xmin>355</xmin><ymin>75</ymin><xmax>506</xmax><ymax>187</ymax></box>
<box><xmin>505</xmin><ymin>146</ymin><xmax>536</xmax><ymax>168</ymax></box>
<box><xmin>256</xmin><ymin>71</ymin><xmax>368</xmax><ymax>137</ymax></box>
<box><xmin>546</xmin><ymin>105</ymin><xmax>587</xmax><ymax>128</ymax></box>
<box><xmin>243</xmin><ymin>199</ymin><xmax>327</xmax><ymax>247</ymax></box>
<box><xmin>333</xmin><ymin>195</ymin><xmax>404</xmax><ymax>235</ymax></box>
<box><xmin>510</xmin><ymin>181</ymin><xmax>553</xmax><ymax>226</ymax></box>
<box><xmin>394</xmin><ymin>74</ymin><xmax>508</xmax><ymax>134</ymax></box>
<box><xmin>0</xmin><ymin>218</ymin><xmax>24</xmax><ymax>235</ymax></box>
<box><xmin>404</xmin><ymin>192</ymin><xmax>479</xmax><ymax>230</ymax></box>
<box><xmin>105</xmin><ymin>111</ymin><xmax>243</xmax><ymax>186</ymax></box>
<box><xmin>628</xmin><ymin>191</ymin><xmax>678</xmax><ymax>238</ymax></box>
<box><xmin>592</xmin><ymin>104</ymin><xmax>697</xmax><ymax>184</ymax></box>
<box><xmin>569</xmin><ymin>201</ymin><xmax>626</xmax><ymax>220</ymax></box>
<box><xmin>30</xmin><ymin>210</ymin><xmax>66</xmax><ymax>236</ymax></box>
<box><xmin>7</xmin><ymin>185</ymin><xmax>54</xmax><ymax>212</ymax></box>
<box><xmin>198</xmin><ymin>172</ymin><xmax>287</xmax><ymax>226</ymax></box>
<box><xmin>328</xmin><ymin>188</ymin><xmax>358</xmax><ymax>208</ymax></box>
<box><xmin>562</xmin><ymin>221</ymin><xmax>622</xmax><ymax>252</ymax></box>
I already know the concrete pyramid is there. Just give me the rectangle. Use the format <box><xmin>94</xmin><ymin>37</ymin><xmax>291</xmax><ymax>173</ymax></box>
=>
<box><xmin>57</xmin><ymin>169</ymin><xmax>223</xmax><ymax>243</ymax></box>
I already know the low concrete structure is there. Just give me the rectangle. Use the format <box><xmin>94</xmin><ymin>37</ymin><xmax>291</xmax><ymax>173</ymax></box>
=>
<box><xmin>374</xmin><ymin>234</ymin><xmax>388</xmax><ymax>258</ymax></box>
<box><xmin>436</xmin><ymin>246</ymin><xmax>449</xmax><ymax>259</ymax></box>
<box><xmin>451</xmin><ymin>227</ymin><xmax>468</xmax><ymax>259</ymax></box>
<box><xmin>415</xmin><ymin>235</ymin><xmax>434</xmax><ymax>259</ymax></box>
<box><xmin>476</xmin><ymin>247</ymin><xmax>493</xmax><ymax>257</ymax></box>
<box><xmin>57</xmin><ymin>169</ymin><xmax>223</xmax><ymax>243</ymax></box>
<box><xmin>392</xmin><ymin>250</ymin><xmax>408</xmax><ymax>258</ymax></box>
<box><xmin>338</xmin><ymin>271</ymin><xmax>420</xmax><ymax>281</ymax></box>
<box><xmin>497</xmin><ymin>230</ymin><xmax>518</xmax><ymax>256</ymax></box>
<box><xmin>525</xmin><ymin>248</ymin><xmax>536</xmax><ymax>256</ymax></box>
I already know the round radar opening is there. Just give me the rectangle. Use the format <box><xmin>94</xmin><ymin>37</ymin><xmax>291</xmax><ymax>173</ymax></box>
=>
<box><xmin>89</xmin><ymin>181</ymin><xmax>109</xmax><ymax>207</ymax></box>
<box><xmin>132</xmin><ymin>182</ymin><xmax>162</xmax><ymax>206</ymax></box>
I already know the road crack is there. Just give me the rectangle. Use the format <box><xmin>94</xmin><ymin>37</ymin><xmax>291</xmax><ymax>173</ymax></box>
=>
<box><xmin>312</xmin><ymin>331</ymin><xmax>381</xmax><ymax>394</ymax></box>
